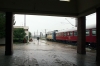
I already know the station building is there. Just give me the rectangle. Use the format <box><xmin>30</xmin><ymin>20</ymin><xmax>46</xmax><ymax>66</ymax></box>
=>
<box><xmin>13</xmin><ymin>26</ymin><xmax>29</xmax><ymax>42</ymax></box>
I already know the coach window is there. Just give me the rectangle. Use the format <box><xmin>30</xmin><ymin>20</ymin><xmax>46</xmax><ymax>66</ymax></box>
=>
<box><xmin>58</xmin><ymin>33</ymin><xmax>59</xmax><ymax>36</ymax></box>
<box><xmin>59</xmin><ymin>33</ymin><xmax>61</xmax><ymax>36</ymax></box>
<box><xmin>56</xmin><ymin>33</ymin><xmax>58</xmax><ymax>36</ymax></box>
<box><xmin>74</xmin><ymin>31</ymin><xmax>77</xmax><ymax>36</ymax></box>
<box><xmin>57</xmin><ymin>33</ymin><xmax>59</xmax><ymax>36</ymax></box>
<box><xmin>59</xmin><ymin>33</ymin><xmax>60</xmax><ymax>36</ymax></box>
<box><xmin>67</xmin><ymin>32</ymin><xmax>69</xmax><ymax>36</ymax></box>
<box><xmin>57</xmin><ymin>33</ymin><xmax>58</xmax><ymax>36</ymax></box>
<box><xmin>92</xmin><ymin>29</ymin><xmax>96</xmax><ymax>36</ymax></box>
<box><xmin>61</xmin><ymin>33</ymin><xmax>63</xmax><ymax>36</ymax></box>
<box><xmin>64</xmin><ymin>32</ymin><xmax>67</xmax><ymax>36</ymax></box>
<box><xmin>86</xmin><ymin>30</ymin><xmax>90</xmax><ymax>36</ymax></box>
<box><xmin>70</xmin><ymin>32</ymin><xmax>73</xmax><ymax>36</ymax></box>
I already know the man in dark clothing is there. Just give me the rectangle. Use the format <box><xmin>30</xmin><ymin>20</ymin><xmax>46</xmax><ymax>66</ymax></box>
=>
<box><xmin>37</xmin><ymin>37</ymin><xmax>39</xmax><ymax>42</ymax></box>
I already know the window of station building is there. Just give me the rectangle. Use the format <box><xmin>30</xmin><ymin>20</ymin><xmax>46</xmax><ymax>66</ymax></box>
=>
<box><xmin>86</xmin><ymin>30</ymin><xmax>90</xmax><ymax>36</ymax></box>
<box><xmin>69</xmin><ymin>32</ymin><xmax>73</xmax><ymax>36</ymax></box>
<box><xmin>74</xmin><ymin>31</ymin><xmax>77</xmax><ymax>36</ymax></box>
<box><xmin>92</xmin><ymin>29</ymin><xmax>96</xmax><ymax>36</ymax></box>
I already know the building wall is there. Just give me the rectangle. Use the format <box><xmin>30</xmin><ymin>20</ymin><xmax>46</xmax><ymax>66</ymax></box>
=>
<box><xmin>25</xmin><ymin>30</ymin><xmax>29</xmax><ymax>42</ymax></box>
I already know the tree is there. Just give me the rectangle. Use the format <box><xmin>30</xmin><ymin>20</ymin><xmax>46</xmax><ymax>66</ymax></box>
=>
<box><xmin>0</xmin><ymin>13</ymin><xmax>5</xmax><ymax>38</ymax></box>
<box><xmin>13</xmin><ymin>28</ymin><xmax>26</xmax><ymax>43</ymax></box>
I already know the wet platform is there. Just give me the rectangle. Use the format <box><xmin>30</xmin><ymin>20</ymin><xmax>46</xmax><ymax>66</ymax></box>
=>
<box><xmin>0</xmin><ymin>39</ymin><xmax>99</xmax><ymax>66</ymax></box>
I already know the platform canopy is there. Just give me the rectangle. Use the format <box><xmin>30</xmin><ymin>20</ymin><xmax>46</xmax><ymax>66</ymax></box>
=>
<box><xmin>0</xmin><ymin>0</ymin><xmax>100</xmax><ymax>17</ymax></box>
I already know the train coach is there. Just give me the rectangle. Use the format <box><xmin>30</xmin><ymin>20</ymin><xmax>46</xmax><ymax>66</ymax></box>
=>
<box><xmin>46</xmin><ymin>31</ymin><xmax>53</xmax><ymax>41</ymax></box>
<box><xmin>46</xmin><ymin>30</ymin><xmax>58</xmax><ymax>41</ymax></box>
<box><xmin>46</xmin><ymin>24</ymin><xmax>96</xmax><ymax>48</ymax></box>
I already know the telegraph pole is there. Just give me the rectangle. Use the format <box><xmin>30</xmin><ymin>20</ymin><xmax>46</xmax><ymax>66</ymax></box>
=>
<box><xmin>40</xmin><ymin>32</ymin><xmax>41</xmax><ymax>39</ymax></box>
<box><xmin>34</xmin><ymin>32</ymin><xmax>35</xmax><ymax>38</ymax></box>
<box><xmin>37</xmin><ymin>30</ymin><xmax>38</xmax><ymax>37</ymax></box>
<box><xmin>45</xmin><ymin>29</ymin><xmax>46</xmax><ymax>35</ymax></box>
<box><xmin>45</xmin><ymin>29</ymin><xmax>46</xmax><ymax>39</ymax></box>
<box><xmin>24</xmin><ymin>15</ymin><xmax>26</xmax><ymax>26</ymax></box>
<box><xmin>75</xmin><ymin>18</ymin><xmax>78</xmax><ymax>27</ymax></box>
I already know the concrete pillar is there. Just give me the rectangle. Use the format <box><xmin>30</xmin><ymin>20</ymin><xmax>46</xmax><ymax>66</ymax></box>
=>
<box><xmin>77</xmin><ymin>16</ymin><xmax>86</xmax><ymax>54</ymax></box>
<box><xmin>5</xmin><ymin>12</ymin><xmax>13</xmax><ymax>55</ymax></box>
<box><xmin>96</xmin><ymin>7</ymin><xmax>100</xmax><ymax>62</ymax></box>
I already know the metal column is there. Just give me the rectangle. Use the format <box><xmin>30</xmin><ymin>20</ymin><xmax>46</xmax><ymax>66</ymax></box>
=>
<box><xmin>96</xmin><ymin>7</ymin><xmax>100</xmax><ymax>62</ymax></box>
<box><xmin>5</xmin><ymin>12</ymin><xmax>13</xmax><ymax>55</ymax></box>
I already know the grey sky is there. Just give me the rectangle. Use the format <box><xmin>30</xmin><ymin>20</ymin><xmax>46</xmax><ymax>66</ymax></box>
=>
<box><xmin>15</xmin><ymin>13</ymin><xmax>96</xmax><ymax>35</ymax></box>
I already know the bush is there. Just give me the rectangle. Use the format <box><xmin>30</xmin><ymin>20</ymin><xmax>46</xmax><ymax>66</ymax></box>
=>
<box><xmin>13</xmin><ymin>28</ymin><xmax>26</xmax><ymax>43</ymax></box>
<box><xmin>13</xmin><ymin>38</ymin><xmax>24</xmax><ymax>43</ymax></box>
<box><xmin>0</xmin><ymin>13</ymin><xmax>5</xmax><ymax>38</ymax></box>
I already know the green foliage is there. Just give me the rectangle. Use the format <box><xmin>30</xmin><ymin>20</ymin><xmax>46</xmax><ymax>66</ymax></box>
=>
<box><xmin>0</xmin><ymin>13</ymin><xmax>5</xmax><ymax>38</ymax></box>
<box><xmin>13</xmin><ymin>28</ymin><xmax>26</xmax><ymax>43</ymax></box>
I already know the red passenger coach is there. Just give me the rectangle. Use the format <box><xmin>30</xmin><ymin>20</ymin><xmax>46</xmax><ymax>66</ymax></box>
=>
<box><xmin>56</xmin><ymin>28</ymin><xmax>78</xmax><ymax>43</ymax></box>
<box><xmin>55</xmin><ymin>24</ymin><xmax>96</xmax><ymax>48</ymax></box>
<box><xmin>85</xmin><ymin>25</ymin><xmax>96</xmax><ymax>44</ymax></box>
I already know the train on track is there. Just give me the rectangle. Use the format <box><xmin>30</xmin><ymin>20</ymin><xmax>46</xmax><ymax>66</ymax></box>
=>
<box><xmin>46</xmin><ymin>24</ymin><xmax>96</xmax><ymax>49</ymax></box>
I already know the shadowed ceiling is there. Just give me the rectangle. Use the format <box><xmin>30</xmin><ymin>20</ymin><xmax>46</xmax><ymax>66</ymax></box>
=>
<box><xmin>0</xmin><ymin>0</ymin><xmax>100</xmax><ymax>17</ymax></box>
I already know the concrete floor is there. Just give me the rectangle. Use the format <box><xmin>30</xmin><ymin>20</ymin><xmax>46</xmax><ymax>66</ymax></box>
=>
<box><xmin>0</xmin><ymin>39</ymin><xmax>99</xmax><ymax>66</ymax></box>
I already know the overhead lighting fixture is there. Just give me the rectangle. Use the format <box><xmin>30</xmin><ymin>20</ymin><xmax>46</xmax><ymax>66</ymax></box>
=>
<box><xmin>60</xmin><ymin>0</ymin><xmax>70</xmax><ymax>2</ymax></box>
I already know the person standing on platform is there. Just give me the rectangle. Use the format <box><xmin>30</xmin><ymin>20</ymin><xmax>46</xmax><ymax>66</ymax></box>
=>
<box><xmin>37</xmin><ymin>37</ymin><xmax>39</xmax><ymax>44</ymax></box>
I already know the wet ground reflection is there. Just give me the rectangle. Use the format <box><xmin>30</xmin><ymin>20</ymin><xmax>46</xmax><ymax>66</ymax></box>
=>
<box><xmin>0</xmin><ymin>39</ymin><xmax>98</xmax><ymax>66</ymax></box>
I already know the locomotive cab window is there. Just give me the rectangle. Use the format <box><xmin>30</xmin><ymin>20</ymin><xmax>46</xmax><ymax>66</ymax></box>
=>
<box><xmin>92</xmin><ymin>29</ymin><xmax>96</xmax><ymax>36</ymax></box>
<box><xmin>86</xmin><ymin>30</ymin><xmax>90</xmax><ymax>36</ymax></box>
<box><xmin>74</xmin><ymin>31</ymin><xmax>77</xmax><ymax>36</ymax></box>
<box><xmin>69</xmin><ymin>32</ymin><xmax>73</xmax><ymax>36</ymax></box>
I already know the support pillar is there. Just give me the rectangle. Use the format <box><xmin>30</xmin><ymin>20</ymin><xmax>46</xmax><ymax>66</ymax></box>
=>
<box><xmin>5</xmin><ymin>12</ymin><xmax>13</xmax><ymax>55</ymax></box>
<box><xmin>77</xmin><ymin>16</ymin><xmax>86</xmax><ymax>54</ymax></box>
<box><xmin>96</xmin><ymin>7</ymin><xmax>100</xmax><ymax>62</ymax></box>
